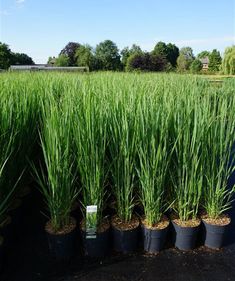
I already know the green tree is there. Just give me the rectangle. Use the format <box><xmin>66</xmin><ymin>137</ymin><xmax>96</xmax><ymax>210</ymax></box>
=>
<box><xmin>126</xmin><ymin>53</ymin><xmax>146</xmax><ymax>71</ymax></box>
<box><xmin>75</xmin><ymin>44</ymin><xmax>95</xmax><ymax>70</ymax></box>
<box><xmin>126</xmin><ymin>52</ymin><xmax>167</xmax><ymax>72</ymax></box>
<box><xmin>208</xmin><ymin>49</ymin><xmax>222</xmax><ymax>72</ymax></box>
<box><xmin>152</xmin><ymin>42</ymin><xmax>179</xmax><ymax>67</ymax></box>
<box><xmin>221</xmin><ymin>46</ymin><xmax>235</xmax><ymax>75</ymax></box>
<box><xmin>11</xmin><ymin>53</ymin><xmax>34</xmax><ymax>65</ymax></box>
<box><xmin>190</xmin><ymin>59</ymin><xmax>203</xmax><ymax>73</ymax></box>
<box><xmin>60</xmin><ymin>42</ymin><xmax>80</xmax><ymax>66</ymax></box>
<box><xmin>177</xmin><ymin>54</ymin><xmax>188</xmax><ymax>71</ymax></box>
<box><xmin>197</xmin><ymin>50</ymin><xmax>210</xmax><ymax>59</ymax></box>
<box><xmin>177</xmin><ymin>47</ymin><xmax>194</xmax><ymax>71</ymax></box>
<box><xmin>47</xmin><ymin>56</ymin><xmax>56</xmax><ymax>65</ymax></box>
<box><xmin>152</xmin><ymin>41</ymin><xmax>168</xmax><ymax>58</ymax></box>
<box><xmin>0</xmin><ymin>42</ymin><xmax>12</xmax><ymax>69</ymax></box>
<box><xmin>55</xmin><ymin>54</ymin><xmax>70</xmax><ymax>66</ymax></box>
<box><xmin>95</xmin><ymin>40</ymin><xmax>121</xmax><ymax>71</ymax></box>
<box><xmin>121</xmin><ymin>44</ymin><xmax>142</xmax><ymax>69</ymax></box>
<box><xmin>166</xmin><ymin>43</ymin><xmax>179</xmax><ymax>67</ymax></box>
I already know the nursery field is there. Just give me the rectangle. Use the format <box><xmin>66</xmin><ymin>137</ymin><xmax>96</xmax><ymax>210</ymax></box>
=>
<box><xmin>0</xmin><ymin>72</ymin><xmax>235</xmax><ymax>280</ymax></box>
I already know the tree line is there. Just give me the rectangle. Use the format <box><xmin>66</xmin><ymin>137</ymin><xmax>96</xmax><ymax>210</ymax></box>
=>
<box><xmin>48</xmin><ymin>40</ymin><xmax>234</xmax><ymax>74</ymax></box>
<box><xmin>1</xmin><ymin>40</ymin><xmax>235</xmax><ymax>74</ymax></box>
<box><xmin>0</xmin><ymin>42</ymin><xmax>34</xmax><ymax>69</ymax></box>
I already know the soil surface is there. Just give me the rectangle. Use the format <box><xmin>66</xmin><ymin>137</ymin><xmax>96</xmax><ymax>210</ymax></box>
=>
<box><xmin>45</xmin><ymin>217</ymin><xmax>76</xmax><ymax>235</ymax></box>
<box><xmin>1</xmin><ymin>187</ymin><xmax>235</xmax><ymax>281</ymax></box>
<box><xmin>141</xmin><ymin>215</ymin><xmax>169</xmax><ymax>230</ymax></box>
<box><xmin>111</xmin><ymin>215</ymin><xmax>139</xmax><ymax>231</ymax></box>
<box><xmin>202</xmin><ymin>214</ymin><xmax>231</xmax><ymax>226</ymax></box>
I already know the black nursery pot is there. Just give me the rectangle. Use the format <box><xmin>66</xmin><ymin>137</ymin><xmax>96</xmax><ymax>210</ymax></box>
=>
<box><xmin>82</xmin><ymin>226</ymin><xmax>110</xmax><ymax>257</ymax></box>
<box><xmin>172</xmin><ymin>221</ymin><xmax>200</xmax><ymax>251</ymax></box>
<box><xmin>112</xmin><ymin>217</ymin><xmax>139</xmax><ymax>254</ymax></box>
<box><xmin>0</xmin><ymin>216</ymin><xmax>12</xmax><ymax>246</ymax></box>
<box><xmin>0</xmin><ymin>237</ymin><xmax>4</xmax><ymax>273</ymax></box>
<box><xmin>141</xmin><ymin>224</ymin><xmax>169</xmax><ymax>253</ymax></box>
<box><xmin>46</xmin><ymin>218</ymin><xmax>77</xmax><ymax>260</ymax></box>
<box><xmin>202</xmin><ymin>219</ymin><xmax>230</xmax><ymax>249</ymax></box>
<box><xmin>8</xmin><ymin>198</ymin><xmax>23</xmax><ymax>231</ymax></box>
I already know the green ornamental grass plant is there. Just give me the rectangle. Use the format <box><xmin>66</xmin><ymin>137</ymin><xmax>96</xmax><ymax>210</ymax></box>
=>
<box><xmin>0</xmin><ymin>71</ymin><xmax>234</xmax><ymax>234</ymax></box>
<box><xmin>72</xmin><ymin>85</ymin><xmax>108</xmax><ymax>231</ymax></box>
<box><xmin>0</xmin><ymin>74</ymin><xmax>42</xmax><ymax>190</ymax></box>
<box><xmin>137</xmin><ymin>95</ymin><xmax>171</xmax><ymax>227</ymax></box>
<box><xmin>0</xmin><ymin>90</ymin><xmax>19</xmax><ymax>226</ymax></box>
<box><xmin>108</xmin><ymin>79</ymin><xmax>141</xmax><ymax>224</ymax></box>
<box><xmin>35</xmin><ymin>96</ymin><xmax>77</xmax><ymax>232</ymax></box>
<box><xmin>171</xmin><ymin>82</ymin><xmax>205</xmax><ymax>223</ymax></box>
<box><xmin>203</xmin><ymin>85</ymin><xmax>235</xmax><ymax>220</ymax></box>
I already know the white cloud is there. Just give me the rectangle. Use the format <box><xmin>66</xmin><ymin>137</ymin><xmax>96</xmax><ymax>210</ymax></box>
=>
<box><xmin>16</xmin><ymin>0</ymin><xmax>25</xmax><ymax>4</ymax></box>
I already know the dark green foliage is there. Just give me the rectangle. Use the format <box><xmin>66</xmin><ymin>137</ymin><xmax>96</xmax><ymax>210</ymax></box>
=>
<box><xmin>126</xmin><ymin>53</ymin><xmax>147</xmax><ymax>71</ymax></box>
<box><xmin>75</xmin><ymin>44</ymin><xmax>96</xmax><ymax>70</ymax></box>
<box><xmin>60</xmin><ymin>42</ymin><xmax>80</xmax><ymax>66</ymax></box>
<box><xmin>190</xmin><ymin>59</ymin><xmax>203</xmax><ymax>73</ymax></box>
<box><xmin>0</xmin><ymin>42</ymin><xmax>35</xmax><ymax>69</ymax></box>
<box><xmin>166</xmin><ymin>43</ymin><xmax>179</xmax><ymax>67</ymax></box>
<box><xmin>126</xmin><ymin>52</ymin><xmax>167</xmax><ymax>72</ymax></box>
<box><xmin>152</xmin><ymin>42</ymin><xmax>179</xmax><ymax>67</ymax></box>
<box><xmin>208</xmin><ymin>49</ymin><xmax>222</xmax><ymax>72</ymax></box>
<box><xmin>95</xmin><ymin>40</ymin><xmax>121</xmax><ymax>71</ymax></box>
<box><xmin>0</xmin><ymin>42</ymin><xmax>12</xmax><ymax>69</ymax></box>
<box><xmin>152</xmin><ymin>42</ymin><xmax>168</xmax><ymax>58</ymax></box>
<box><xmin>121</xmin><ymin>44</ymin><xmax>143</xmax><ymax>69</ymax></box>
<box><xmin>11</xmin><ymin>53</ymin><xmax>34</xmax><ymax>65</ymax></box>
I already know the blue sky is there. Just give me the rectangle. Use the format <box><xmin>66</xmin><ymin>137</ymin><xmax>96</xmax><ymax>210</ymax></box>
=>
<box><xmin>0</xmin><ymin>0</ymin><xmax>234</xmax><ymax>63</ymax></box>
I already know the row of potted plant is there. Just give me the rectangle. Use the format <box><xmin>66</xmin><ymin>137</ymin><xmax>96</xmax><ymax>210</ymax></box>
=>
<box><xmin>0</xmin><ymin>73</ymin><xmax>234</xmax><ymax>266</ymax></box>
<box><xmin>33</xmin><ymin>75</ymin><xmax>235</xmax><ymax>260</ymax></box>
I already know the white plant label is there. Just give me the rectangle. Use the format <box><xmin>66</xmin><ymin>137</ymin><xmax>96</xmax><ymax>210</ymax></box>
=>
<box><xmin>86</xmin><ymin>205</ymin><xmax>97</xmax><ymax>213</ymax></box>
<box><xmin>86</xmin><ymin>205</ymin><xmax>98</xmax><ymax>239</ymax></box>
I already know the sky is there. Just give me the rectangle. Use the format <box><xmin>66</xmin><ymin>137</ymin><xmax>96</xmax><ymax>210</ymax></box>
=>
<box><xmin>0</xmin><ymin>0</ymin><xmax>235</xmax><ymax>63</ymax></box>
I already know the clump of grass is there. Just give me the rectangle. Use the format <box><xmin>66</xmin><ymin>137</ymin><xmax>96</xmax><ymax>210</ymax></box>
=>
<box><xmin>107</xmin><ymin>81</ymin><xmax>141</xmax><ymax>223</ymax></box>
<box><xmin>137</xmin><ymin>95</ymin><xmax>171</xmax><ymax>226</ymax></box>
<box><xmin>171</xmin><ymin>82</ymin><xmax>205</xmax><ymax>222</ymax></box>
<box><xmin>72</xmin><ymin>84</ymin><xmax>108</xmax><ymax>229</ymax></box>
<box><xmin>0</xmin><ymin>90</ymin><xmax>18</xmax><ymax>225</ymax></box>
<box><xmin>203</xmin><ymin>86</ymin><xmax>235</xmax><ymax>219</ymax></box>
<box><xmin>0</xmin><ymin>71</ymin><xmax>234</xmax><ymax>229</ymax></box>
<box><xmin>34</xmin><ymin>95</ymin><xmax>77</xmax><ymax>232</ymax></box>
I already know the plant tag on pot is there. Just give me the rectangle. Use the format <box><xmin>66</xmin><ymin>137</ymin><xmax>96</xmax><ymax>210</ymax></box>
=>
<box><xmin>86</xmin><ymin>205</ymin><xmax>97</xmax><ymax>239</ymax></box>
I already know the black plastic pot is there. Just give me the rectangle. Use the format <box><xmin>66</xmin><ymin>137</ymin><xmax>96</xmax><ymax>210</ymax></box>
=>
<box><xmin>202</xmin><ymin>219</ymin><xmax>230</xmax><ymax>249</ymax></box>
<box><xmin>0</xmin><ymin>216</ymin><xmax>12</xmax><ymax>246</ymax></box>
<box><xmin>82</xmin><ymin>227</ymin><xmax>110</xmax><ymax>257</ymax></box>
<box><xmin>141</xmin><ymin>224</ymin><xmax>169</xmax><ymax>253</ymax></box>
<box><xmin>8</xmin><ymin>199</ymin><xmax>23</xmax><ymax>232</ymax></box>
<box><xmin>112</xmin><ymin>224</ymin><xmax>139</xmax><ymax>254</ymax></box>
<box><xmin>172</xmin><ymin>221</ymin><xmax>200</xmax><ymax>251</ymax></box>
<box><xmin>0</xmin><ymin>237</ymin><xmax>3</xmax><ymax>273</ymax></box>
<box><xmin>46</xmin><ymin>220</ymin><xmax>77</xmax><ymax>260</ymax></box>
